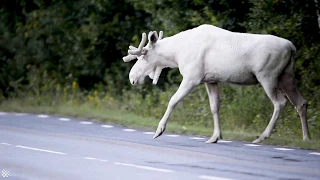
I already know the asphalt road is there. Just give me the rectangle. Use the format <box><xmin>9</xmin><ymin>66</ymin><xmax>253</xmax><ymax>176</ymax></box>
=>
<box><xmin>0</xmin><ymin>112</ymin><xmax>319</xmax><ymax>180</ymax></box>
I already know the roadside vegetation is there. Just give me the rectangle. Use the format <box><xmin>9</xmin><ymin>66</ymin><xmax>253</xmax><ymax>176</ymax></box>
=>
<box><xmin>1</xmin><ymin>0</ymin><xmax>319</xmax><ymax>149</ymax></box>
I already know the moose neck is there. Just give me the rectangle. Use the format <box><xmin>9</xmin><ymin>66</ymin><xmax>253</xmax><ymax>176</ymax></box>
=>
<box><xmin>155</xmin><ymin>38</ymin><xmax>179</xmax><ymax>69</ymax></box>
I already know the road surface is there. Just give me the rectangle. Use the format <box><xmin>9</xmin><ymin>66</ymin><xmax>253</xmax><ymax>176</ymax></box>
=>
<box><xmin>0</xmin><ymin>112</ymin><xmax>319</xmax><ymax>180</ymax></box>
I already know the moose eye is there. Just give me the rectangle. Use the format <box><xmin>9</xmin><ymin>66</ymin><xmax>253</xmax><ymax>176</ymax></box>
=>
<box><xmin>141</xmin><ymin>48</ymin><xmax>148</xmax><ymax>55</ymax></box>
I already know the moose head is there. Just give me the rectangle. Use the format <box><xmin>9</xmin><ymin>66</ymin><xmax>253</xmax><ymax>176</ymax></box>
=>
<box><xmin>122</xmin><ymin>31</ymin><xmax>164</xmax><ymax>85</ymax></box>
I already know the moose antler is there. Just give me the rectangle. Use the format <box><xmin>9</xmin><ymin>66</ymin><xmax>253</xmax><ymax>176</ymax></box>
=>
<box><xmin>159</xmin><ymin>31</ymin><xmax>163</xmax><ymax>40</ymax></box>
<box><xmin>123</xmin><ymin>33</ymin><xmax>147</xmax><ymax>62</ymax></box>
<box><xmin>122</xmin><ymin>31</ymin><xmax>162</xmax><ymax>63</ymax></box>
<box><xmin>122</xmin><ymin>46</ymin><xmax>138</xmax><ymax>62</ymax></box>
<box><xmin>128</xmin><ymin>33</ymin><xmax>147</xmax><ymax>55</ymax></box>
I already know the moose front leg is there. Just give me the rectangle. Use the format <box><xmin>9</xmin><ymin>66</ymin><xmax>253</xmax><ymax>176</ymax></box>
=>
<box><xmin>153</xmin><ymin>79</ymin><xmax>197</xmax><ymax>139</ymax></box>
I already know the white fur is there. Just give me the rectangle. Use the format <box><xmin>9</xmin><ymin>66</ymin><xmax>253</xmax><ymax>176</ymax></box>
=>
<box><xmin>123</xmin><ymin>24</ymin><xmax>310</xmax><ymax>143</ymax></box>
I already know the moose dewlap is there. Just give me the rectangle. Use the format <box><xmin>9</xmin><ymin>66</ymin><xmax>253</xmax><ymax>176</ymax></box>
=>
<box><xmin>122</xmin><ymin>24</ymin><xmax>310</xmax><ymax>143</ymax></box>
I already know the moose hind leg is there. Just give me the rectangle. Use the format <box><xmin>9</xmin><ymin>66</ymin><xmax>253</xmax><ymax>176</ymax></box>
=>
<box><xmin>205</xmin><ymin>83</ymin><xmax>222</xmax><ymax>143</ymax></box>
<box><xmin>253</xmin><ymin>80</ymin><xmax>288</xmax><ymax>143</ymax></box>
<box><xmin>278</xmin><ymin>73</ymin><xmax>310</xmax><ymax>140</ymax></box>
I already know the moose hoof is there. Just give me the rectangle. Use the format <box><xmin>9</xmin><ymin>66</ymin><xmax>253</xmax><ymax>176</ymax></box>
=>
<box><xmin>252</xmin><ymin>135</ymin><xmax>267</xmax><ymax>144</ymax></box>
<box><xmin>303</xmin><ymin>136</ymin><xmax>310</xmax><ymax>141</ymax></box>
<box><xmin>205</xmin><ymin>134</ymin><xmax>221</xmax><ymax>144</ymax></box>
<box><xmin>153</xmin><ymin>124</ymin><xmax>166</xmax><ymax>139</ymax></box>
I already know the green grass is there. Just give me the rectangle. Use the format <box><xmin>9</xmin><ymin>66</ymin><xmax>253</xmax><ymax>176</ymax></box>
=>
<box><xmin>1</xmin><ymin>99</ymin><xmax>319</xmax><ymax>150</ymax></box>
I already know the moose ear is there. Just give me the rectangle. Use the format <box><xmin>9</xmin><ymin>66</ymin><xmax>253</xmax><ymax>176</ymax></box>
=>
<box><xmin>148</xmin><ymin>31</ymin><xmax>158</xmax><ymax>44</ymax></box>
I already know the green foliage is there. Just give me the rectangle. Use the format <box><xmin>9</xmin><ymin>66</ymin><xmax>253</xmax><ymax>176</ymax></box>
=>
<box><xmin>0</xmin><ymin>0</ymin><xmax>320</xmax><ymax>142</ymax></box>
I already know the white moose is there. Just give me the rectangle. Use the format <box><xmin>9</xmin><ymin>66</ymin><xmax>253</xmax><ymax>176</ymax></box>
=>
<box><xmin>122</xmin><ymin>24</ymin><xmax>310</xmax><ymax>143</ymax></box>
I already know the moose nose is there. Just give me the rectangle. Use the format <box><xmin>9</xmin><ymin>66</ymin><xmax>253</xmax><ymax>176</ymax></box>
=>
<box><xmin>129</xmin><ymin>73</ymin><xmax>136</xmax><ymax>85</ymax></box>
<box><xmin>129</xmin><ymin>78</ymin><xmax>135</xmax><ymax>85</ymax></box>
<box><xmin>129</xmin><ymin>72</ymin><xmax>138</xmax><ymax>85</ymax></box>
